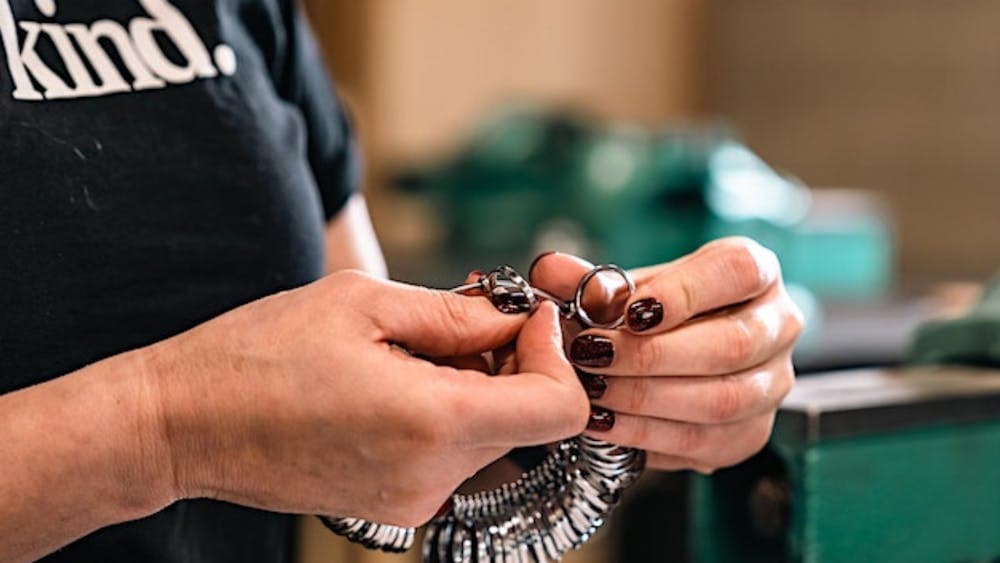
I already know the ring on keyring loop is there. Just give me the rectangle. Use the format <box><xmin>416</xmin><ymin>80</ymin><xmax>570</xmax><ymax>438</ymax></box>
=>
<box><xmin>485</xmin><ymin>265</ymin><xmax>538</xmax><ymax>314</ymax></box>
<box><xmin>574</xmin><ymin>264</ymin><xmax>636</xmax><ymax>329</ymax></box>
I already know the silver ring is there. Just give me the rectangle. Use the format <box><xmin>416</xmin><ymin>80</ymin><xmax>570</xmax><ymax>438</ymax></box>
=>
<box><xmin>330</xmin><ymin>263</ymin><xmax>644</xmax><ymax>559</ymax></box>
<box><xmin>574</xmin><ymin>264</ymin><xmax>635</xmax><ymax>329</ymax></box>
<box><xmin>486</xmin><ymin>265</ymin><xmax>538</xmax><ymax>313</ymax></box>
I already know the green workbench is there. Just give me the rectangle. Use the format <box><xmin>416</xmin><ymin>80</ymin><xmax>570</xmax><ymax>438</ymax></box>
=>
<box><xmin>691</xmin><ymin>367</ymin><xmax>1000</xmax><ymax>563</ymax></box>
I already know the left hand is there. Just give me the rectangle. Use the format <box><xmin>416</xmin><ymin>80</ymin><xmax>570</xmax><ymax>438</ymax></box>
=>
<box><xmin>529</xmin><ymin>237</ymin><xmax>803</xmax><ymax>473</ymax></box>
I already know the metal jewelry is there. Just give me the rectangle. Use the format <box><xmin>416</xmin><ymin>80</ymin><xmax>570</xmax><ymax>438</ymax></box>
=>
<box><xmin>320</xmin><ymin>264</ymin><xmax>645</xmax><ymax>560</ymax></box>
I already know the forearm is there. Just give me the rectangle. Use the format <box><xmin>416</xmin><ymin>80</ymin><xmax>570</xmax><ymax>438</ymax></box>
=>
<box><xmin>325</xmin><ymin>194</ymin><xmax>387</xmax><ymax>277</ymax></box>
<box><xmin>0</xmin><ymin>350</ymin><xmax>173</xmax><ymax>563</ymax></box>
<box><xmin>0</xmin><ymin>194</ymin><xmax>385</xmax><ymax>560</ymax></box>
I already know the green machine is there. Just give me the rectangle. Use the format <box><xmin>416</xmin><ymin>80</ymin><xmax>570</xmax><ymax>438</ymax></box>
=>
<box><xmin>690</xmin><ymin>279</ymin><xmax>1000</xmax><ymax>562</ymax></box>
<box><xmin>395</xmin><ymin>106</ymin><xmax>892</xmax><ymax>302</ymax></box>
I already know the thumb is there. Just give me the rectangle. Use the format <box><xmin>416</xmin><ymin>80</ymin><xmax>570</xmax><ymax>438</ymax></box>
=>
<box><xmin>515</xmin><ymin>301</ymin><xmax>577</xmax><ymax>382</ymax></box>
<box><xmin>450</xmin><ymin>302</ymin><xmax>590</xmax><ymax>447</ymax></box>
<box><xmin>366</xmin><ymin>277</ymin><xmax>525</xmax><ymax>358</ymax></box>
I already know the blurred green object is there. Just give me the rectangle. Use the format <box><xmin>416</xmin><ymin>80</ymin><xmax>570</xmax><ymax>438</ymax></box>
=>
<box><xmin>692</xmin><ymin>295</ymin><xmax>1000</xmax><ymax>562</ymax></box>
<box><xmin>908</xmin><ymin>274</ymin><xmax>1000</xmax><ymax>367</ymax></box>
<box><xmin>691</xmin><ymin>368</ymin><xmax>1000</xmax><ymax>563</ymax></box>
<box><xmin>395</xmin><ymin>105</ymin><xmax>894</xmax><ymax>300</ymax></box>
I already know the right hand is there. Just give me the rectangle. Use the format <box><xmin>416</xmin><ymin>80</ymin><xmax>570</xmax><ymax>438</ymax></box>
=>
<box><xmin>140</xmin><ymin>270</ymin><xmax>589</xmax><ymax>527</ymax></box>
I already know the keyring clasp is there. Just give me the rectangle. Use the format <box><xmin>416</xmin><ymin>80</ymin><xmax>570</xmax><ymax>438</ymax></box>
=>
<box><xmin>573</xmin><ymin>264</ymin><xmax>636</xmax><ymax>330</ymax></box>
<box><xmin>452</xmin><ymin>263</ymin><xmax>636</xmax><ymax>330</ymax></box>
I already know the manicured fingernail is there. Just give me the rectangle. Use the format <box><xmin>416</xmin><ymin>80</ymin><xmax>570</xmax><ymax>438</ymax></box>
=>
<box><xmin>468</xmin><ymin>270</ymin><xmax>485</xmax><ymax>279</ymax></box>
<box><xmin>635</xmin><ymin>449</ymin><xmax>647</xmax><ymax>471</ymax></box>
<box><xmin>434</xmin><ymin>498</ymin><xmax>453</xmax><ymax>518</ymax></box>
<box><xmin>528</xmin><ymin>251</ymin><xmax>557</xmax><ymax>279</ymax></box>
<box><xmin>570</xmin><ymin>335</ymin><xmax>615</xmax><ymax>368</ymax></box>
<box><xmin>627</xmin><ymin>298</ymin><xmax>663</xmax><ymax>332</ymax></box>
<box><xmin>587</xmin><ymin>407</ymin><xmax>615</xmax><ymax>432</ymax></box>
<box><xmin>578</xmin><ymin>371</ymin><xmax>607</xmax><ymax>399</ymax></box>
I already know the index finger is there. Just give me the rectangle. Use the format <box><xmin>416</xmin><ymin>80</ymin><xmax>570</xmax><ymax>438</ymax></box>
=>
<box><xmin>528</xmin><ymin>252</ymin><xmax>631</xmax><ymax>327</ymax></box>
<box><xmin>624</xmin><ymin>237</ymin><xmax>781</xmax><ymax>334</ymax></box>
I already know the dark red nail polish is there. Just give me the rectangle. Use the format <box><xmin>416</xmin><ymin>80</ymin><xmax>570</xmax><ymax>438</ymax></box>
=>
<box><xmin>587</xmin><ymin>407</ymin><xmax>615</xmax><ymax>432</ymax></box>
<box><xmin>434</xmin><ymin>498</ymin><xmax>453</xmax><ymax>518</ymax></box>
<box><xmin>571</xmin><ymin>335</ymin><xmax>614</xmax><ymax>368</ymax></box>
<box><xmin>627</xmin><ymin>298</ymin><xmax>664</xmax><ymax>332</ymax></box>
<box><xmin>528</xmin><ymin>251</ymin><xmax>557</xmax><ymax>280</ymax></box>
<box><xmin>634</xmin><ymin>449</ymin><xmax>647</xmax><ymax>471</ymax></box>
<box><xmin>578</xmin><ymin>371</ymin><xmax>607</xmax><ymax>399</ymax></box>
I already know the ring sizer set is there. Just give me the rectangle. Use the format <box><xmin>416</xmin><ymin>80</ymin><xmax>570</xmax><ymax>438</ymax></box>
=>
<box><xmin>320</xmin><ymin>264</ymin><xmax>645</xmax><ymax>561</ymax></box>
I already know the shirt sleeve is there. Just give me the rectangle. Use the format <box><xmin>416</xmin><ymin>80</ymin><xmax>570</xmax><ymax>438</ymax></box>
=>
<box><xmin>272</xmin><ymin>1</ymin><xmax>362</xmax><ymax>221</ymax></box>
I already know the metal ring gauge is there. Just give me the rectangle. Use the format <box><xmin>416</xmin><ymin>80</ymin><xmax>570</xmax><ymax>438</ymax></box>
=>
<box><xmin>320</xmin><ymin>264</ymin><xmax>644</xmax><ymax>561</ymax></box>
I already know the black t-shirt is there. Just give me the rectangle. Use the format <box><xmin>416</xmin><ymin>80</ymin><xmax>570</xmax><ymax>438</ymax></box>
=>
<box><xmin>0</xmin><ymin>0</ymin><xmax>359</xmax><ymax>560</ymax></box>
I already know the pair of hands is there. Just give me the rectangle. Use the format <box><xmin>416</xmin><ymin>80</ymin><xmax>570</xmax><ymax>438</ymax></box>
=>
<box><xmin>143</xmin><ymin>237</ymin><xmax>801</xmax><ymax>527</ymax></box>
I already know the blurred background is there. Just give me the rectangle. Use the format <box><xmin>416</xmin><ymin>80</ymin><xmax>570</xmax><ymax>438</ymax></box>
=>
<box><xmin>305</xmin><ymin>0</ymin><xmax>998</xmax><ymax>285</ymax></box>
<box><xmin>295</xmin><ymin>1</ymin><xmax>1000</xmax><ymax>562</ymax></box>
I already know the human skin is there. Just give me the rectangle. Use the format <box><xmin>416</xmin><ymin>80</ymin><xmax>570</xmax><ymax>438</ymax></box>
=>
<box><xmin>0</xmin><ymin>197</ymin><xmax>589</xmax><ymax>562</ymax></box>
<box><xmin>529</xmin><ymin>237</ymin><xmax>804</xmax><ymax>473</ymax></box>
<box><xmin>0</xmin><ymin>197</ymin><xmax>800</xmax><ymax>562</ymax></box>
<box><xmin>324</xmin><ymin>208</ymin><xmax>802</xmax><ymax>483</ymax></box>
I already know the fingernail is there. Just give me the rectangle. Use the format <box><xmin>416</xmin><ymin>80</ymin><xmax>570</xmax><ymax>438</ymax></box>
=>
<box><xmin>528</xmin><ymin>250</ymin><xmax>557</xmax><ymax>279</ymax></box>
<box><xmin>627</xmin><ymin>298</ymin><xmax>664</xmax><ymax>332</ymax></box>
<box><xmin>434</xmin><ymin>498</ymin><xmax>453</xmax><ymax>518</ymax></box>
<box><xmin>578</xmin><ymin>371</ymin><xmax>607</xmax><ymax>399</ymax></box>
<box><xmin>635</xmin><ymin>449</ymin><xmax>647</xmax><ymax>471</ymax></box>
<box><xmin>570</xmin><ymin>335</ymin><xmax>614</xmax><ymax>368</ymax></box>
<box><xmin>587</xmin><ymin>407</ymin><xmax>615</xmax><ymax>432</ymax></box>
<box><xmin>468</xmin><ymin>270</ymin><xmax>485</xmax><ymax>279</ymax></box>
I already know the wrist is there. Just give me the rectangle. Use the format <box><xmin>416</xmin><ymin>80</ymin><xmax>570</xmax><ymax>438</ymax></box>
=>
<box><xmin>22</xmin><ymin>346</ymin><xmax>187</xmax><ymax>526</ymax></box>
<box><xmin>104</xmin><ymin>345</ymin><xmax>184</xmax><ymax>515</ymax></box>
<box><xmin>0</xmin><ymin>342</ymin><xmax>183</xmax><ymax>560</ymax></box>
<box><xmin>137</xmin><ymin>325</ymin><xmax>243</xmax><ymax>504</ymax></box>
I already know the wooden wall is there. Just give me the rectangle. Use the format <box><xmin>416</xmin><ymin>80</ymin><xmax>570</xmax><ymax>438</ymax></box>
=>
<box><xmin>305</xmin><ymin>1</ymin><xmax>999</xmax><ymax>283</ymax></box>
<box><xmin>709</xmin><ymin>2</ymin><xmax>1000</xmax><ymax>281</ymax></box>
<box><xmin>304</xmin><ymin>0</ymin><xmax>708</xmax><ymax>167</ymax></box>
